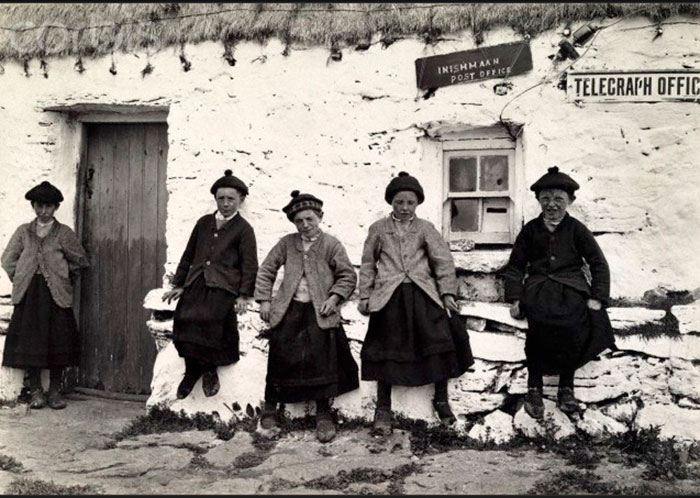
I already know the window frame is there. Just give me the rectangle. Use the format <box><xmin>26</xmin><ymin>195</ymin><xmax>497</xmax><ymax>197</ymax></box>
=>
<box><xmin>438</xmin><ymin>127</ymin><xmax>523</xmax><ymax>245</ymax></box>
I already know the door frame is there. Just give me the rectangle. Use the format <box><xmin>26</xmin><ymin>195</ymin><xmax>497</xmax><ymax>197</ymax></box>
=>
<box><xmin>43</xmin><ymin>103</ymin><xmax>169</xmax><ymax>399</ymax></box>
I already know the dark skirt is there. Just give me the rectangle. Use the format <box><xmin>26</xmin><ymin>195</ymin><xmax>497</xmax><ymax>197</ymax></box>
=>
<box><xmin>173</xmin><ymin>276</ymin><xmax>239</xmax><ymax>366</ymax></box>
<box><xmin>521</xmin><ymin>278</ymin><xmax>616</xmax><ymax>375</ymax></box>
<box><xmin>361</xmin><ymin>283</ymin><xmax>473</xmax><ymax>386</ymax></box>
<box><xmin>2</xmin><ymin>273</ymin><xmax>80</xmax><ymax>368</ymax></box>
<box><xmin>265</xmin><ymin>300</ymin><xmax>359</xmax><ymax>403</ymax></box>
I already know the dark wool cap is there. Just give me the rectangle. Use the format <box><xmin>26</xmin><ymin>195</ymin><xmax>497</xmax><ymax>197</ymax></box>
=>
<box><xmin>530</xmin><ymin>166</ymin><xmax>580</xmax><ymax>195</ymax></box>
<box><xmin>384</xmin><ymin>171</ymin><xmax>425</xmax><ymax>205</ymax></box>
<box><xmin>210</xmin><ymin>169</ymin><xmax>249</xmax><ymax>196</ymax></box>
<box><xmin>282</xmin><ymin>190</ymin><xmax>324</xmax><ymax>221</ymax></box>
<box><xmin>25</xmin><ymin>181</ymin><xmax>64</xmax><ymax>204</ymax></box>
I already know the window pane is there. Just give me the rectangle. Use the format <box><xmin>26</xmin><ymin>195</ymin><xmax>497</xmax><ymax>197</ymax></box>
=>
<box><xmin>480</xmin><ymin>155</ymin><xmax>509</xmax><ymax>191</ymax></box>
<box><xmin>481</xmin><ymin>198</ymin><xmax>510</xmax><ymax>232</ymax></box>
<box><xmin>449</xmin><ymin>157</ymin><xmax>477</xmax><ymax>192</ymax></box>
<box><xmin>450</xmin><ymin>198</ymin><xmax>479</xmax><ymax>232</ymax></box>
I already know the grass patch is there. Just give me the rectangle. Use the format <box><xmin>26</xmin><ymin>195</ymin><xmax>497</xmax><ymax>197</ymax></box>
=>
<box><xmin>113</xmin><ymin>403</ymin><xmax>239</xmax><ymax>442</ymax></box>
<box><xmin>612</xmin><ymin>311</ymin><xmax>682</xmax><ymax>339</ymax></box>
<box><xmin>303</xmin><ymin>463</ymin><xmax>422</xmax><ymax>493</ymax></box>
<box><xmin>0</xmin><ymin>454</ymin><xmax>24</xmax><ymax>473</ymax></box>
<box><xmin>528</xmin><ymin>469</ymin><xmax>658</xmax><ymax>495</ymax></box>
<box><xmin>189</xmin><ymin>454</ymin><xmax>215</xmax><ymax>470</ymax></box>
<box><xmin>6</xmin><ymin>477</ymin><xmax>102</xmax><ymax>495</ymax></box>
<box><xmin>233</xmin><ymin>451</ymin><xmax>269</xmax><ymax>469</ymax></box>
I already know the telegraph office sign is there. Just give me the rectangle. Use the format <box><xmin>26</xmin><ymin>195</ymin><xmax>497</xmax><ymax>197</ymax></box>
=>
<box><xmin>415</xmin><ymin>41</ymin><xmax>532</xmax><ymax>90</ymax></box>
<box><xmin>568</xmin><ymin>70</ymin><xmax>700</xmax><ymax>102</ymax></box>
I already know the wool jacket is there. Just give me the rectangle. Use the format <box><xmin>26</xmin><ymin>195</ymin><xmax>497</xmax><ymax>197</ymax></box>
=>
<box><xmin>503</xmin><ymin>213</ymin><xmax>611</xmax><ymax>305</ymax></box>
<box><xmin>2</xmin><ymin>220</ymin><xmax>89</xmax><ymax>308</ymax></box>
<box><xmin>254</xmin><ymin>231</ymin><xmax>357</xmax><ymax>330</ymax></box>
<box><xmin>359</xmin><ymin>215</ymin><xmax>458</xmax><ymax>312</ymax></box>
<box><xmin>172</xmin><ymin>213</ymin><xmax>258</xmax><ymax>297</ymax></box>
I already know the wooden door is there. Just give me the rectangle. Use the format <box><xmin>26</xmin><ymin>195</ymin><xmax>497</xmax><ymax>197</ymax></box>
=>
<box><xmin>79</xmin><ymin>123</ymin><xmax>168</xmax><ymax>394</ymax></box>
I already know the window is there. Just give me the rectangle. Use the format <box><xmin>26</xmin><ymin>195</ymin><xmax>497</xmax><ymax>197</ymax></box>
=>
<box><xmin>441</xmin><ymin>126</ymin><xmax>521</xmax><ymax>245</ymax></box>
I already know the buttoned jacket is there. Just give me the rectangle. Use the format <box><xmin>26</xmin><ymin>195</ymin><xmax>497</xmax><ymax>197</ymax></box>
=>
<box><xmin>1</xmin><ymin>220</ymin><xmax>89</xmax><ymax>308</ymax></box>
<box><xmin>172</xmin><ymin>213</ymin><xmax>258</xmax><ymax>297</ymax></box>
<box><xmin>359</xmin><ymin>215</ymin><xmax>458</xmax><ymax>312</ymax></box>
<box><xmin>503</xmin><ymin>213</ymin><xmax>611</xmax><ymax>305</ymax></box>
<box><xmin>254</xmin><ymin>231</ymin><xmax>357</xmax><ymax>330</ymax></box>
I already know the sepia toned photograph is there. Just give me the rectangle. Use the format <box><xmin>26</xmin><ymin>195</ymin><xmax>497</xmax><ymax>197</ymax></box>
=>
<box><xmin>0</xmin><ymin>2</ymin><xmax>699</xmax><ymax>495</ymax></box>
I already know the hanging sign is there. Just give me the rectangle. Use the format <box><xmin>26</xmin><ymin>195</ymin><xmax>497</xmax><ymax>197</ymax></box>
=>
<box><xmin>415</xmin><ymin>41</ymin><xmax>532</xmax><ymax>90</ymax></box>
<box><xmin>567</xmin><ymin>70</ymin><xmax>700</xmax><ymax>103</ymax></box>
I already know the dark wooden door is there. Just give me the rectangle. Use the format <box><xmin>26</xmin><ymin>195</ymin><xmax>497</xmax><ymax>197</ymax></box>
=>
<box><xmin>79</xmin><ymin>123</ymin><xmax>168</xmax><ymax>394</ymax></box>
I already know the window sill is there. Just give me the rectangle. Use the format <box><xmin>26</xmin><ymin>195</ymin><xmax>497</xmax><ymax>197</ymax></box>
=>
<box><xmin>452</xmin><ymin>249</ymin><xmax>512</xmax><ymax>273</ymax></box>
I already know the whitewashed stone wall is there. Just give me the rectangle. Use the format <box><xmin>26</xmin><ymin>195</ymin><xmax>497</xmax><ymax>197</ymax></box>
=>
<box><xmin>1</xmin><ymin>16</ymin><xmax>700</xmax><ymax>440</ymax></box>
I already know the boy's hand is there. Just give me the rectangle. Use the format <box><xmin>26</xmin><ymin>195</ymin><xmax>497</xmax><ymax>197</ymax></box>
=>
<box><xmin>260</xmin><ymin>301</ymin><xmax>271</xmax><ymax>322</ymax></box>
<box><xmin>357</xmin><ymin>298</ymin><xmax>370</xmax><ymax>316</ymax></box>
<box><xmin>320</xmin><ymin>295</ymin><xmax>341</xmax><ymax>317</ymax></box>
<box><xmin>510</xmin><ymin>300</ymin><xmax>523</xmax><ymax>319</ymax></box>
<box><xmin>587</xmin><ymin>298</ymin><xmax>602</xmax><ymax>311</ymax></box>
<box><xmin>235</xmin><ymin>296</ymin><xmax>252</xmax><ymax>314</ymax></box>
<box><xmin>442</xmin><ymin>295</ymin><xmax>460</xmax><ymax>318</ymax></box>
<box><xmin>162</xmin><ymin>287</ymin><xmax>184</xmax><ymax>304</ymax></box>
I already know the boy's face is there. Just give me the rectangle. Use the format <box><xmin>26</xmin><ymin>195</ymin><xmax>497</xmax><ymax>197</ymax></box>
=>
<box><xmin>391</xmin><ymin>190</ymin><xmax>418</xmax><ymax>221</ymax></box>
<box><xmin>32</xmin><ymin>201</ymin><xmax>58</xmax><ymax>223</ymax></box>
<box><xmin>293</xmin><ymin>209</ymin><xmax>322</xmax><ymax>238</ymax></box>
<box><xmin>537</xmin><ymin>188</ymin><xmax>571</xmax><ymax>223</ymax></box>
<box><xmin>215</xmin><ymin>187</ymin><xmax>243</xmax><ymax>217</ymax></box>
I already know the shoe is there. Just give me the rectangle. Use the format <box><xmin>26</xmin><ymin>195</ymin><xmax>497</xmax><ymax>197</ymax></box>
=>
<box><xmin>316</xmin><ymin>412</ymin><xmax>336</xmax><ymax>443</ymax></box>
<box><xmin>260</xmin><ymin>407</ymin><xmax>279</xmax><ymax>430</ymax></box>
<box><xmin>524</xmin><ymin>387</ymin><xmax>544</xmax><ymax>419</ymax></box>
<box><xmin>176</xmin><ymin>373</ymin><xmax>200</xmax><ymax>399</ymax></box>
<box><xmin>47</xmin><ymin>390</ymin><xmax>67</xmax><ymax>410</ymax></box>
<box><xmin>557</xmin><ymin>387</ymin><xmax>579</xmax><ymax>413</ymax></box>
<box><xmin>432</xmin><ymin>399</ymin><xmax>457</xmax><ymax>425</ymax></box>
<box><xmin>372</xmin><ymin>408</ymin><xmax>393</xmax><ymax>437</ymax></box>
<box><xmin>29</xmin><ymin>389</ymin><xmax>47</xmax><ymax>409</ymax></box>
<box><xmin>202</xmin><ymin>370</ymin><xmax>220</xmax><ymax>397</ymax></box>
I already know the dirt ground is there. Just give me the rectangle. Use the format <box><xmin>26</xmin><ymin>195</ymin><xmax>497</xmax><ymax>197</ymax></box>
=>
<box><xmin>1</xmin><ymin>393</ymin><xmax>700</xmax><ymax>495</ymax></box>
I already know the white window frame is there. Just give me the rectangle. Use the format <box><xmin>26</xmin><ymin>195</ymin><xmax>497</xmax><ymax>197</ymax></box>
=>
<box><xmin>438</xmin><ymin>126</ymin><xmax>523</xmax><ymax>245</ymax></box>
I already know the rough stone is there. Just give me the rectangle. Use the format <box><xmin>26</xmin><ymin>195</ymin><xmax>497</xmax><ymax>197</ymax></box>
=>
<box><xmin>459</xmin><ymin>302</ymin><xmax>528</xmax><ymax>329</ymax></box>
<box><xmin>0</xmin><ymin>304</ymin><xmax>12</xmax><ymax>321</ymax></box>
<box><xmin>467</xmin><ymin>330</ymin><xmax>526</xmax><ymax>362</ymax></box>
<box><xmin>513</xmin><ymin>400</ymin><xmax>576</xmax><ymax>440</ymax></box>
<box><xmin>614</xmin><ymin>334</ymin><xmax>700</xmax><ymax>360</ymax></box>
<box><xmin>205</xmin><ymin>431</ymin><xmax>255</xmax><ymax>468</ymax></box>
<box><xmin>457</xmin><ymin>273</ymin><xmax>504</xmax><ymax>303</ymax></box>
<box><xmin>667</xmin><ymin>358</ymin><xmax>700</xmax><ymax>403</ymax></box>
<box><xmin>601</xmin><ymin>399</ymin><xmax>639</xmax><ymax>425</ymax></box>
<box><xmin>575</xmin><ymin>408</ymin><xmax>627</xmax><ymax>437</ymax></box>
<box><xmin>636</xmin><ymin>403</ymin><xmax>700</xmax><ymax>441</ymax></box>
<box><xmin>607</xmin><ymin>307</ymin><xmax>666</xmax><ymax>330</ymax></box>
<box><xmin>452</xmin><ymin>250</ymin><xmax>511</xmax><ymax>273</ymax></box>
<box><xmin>465</xmin><ymin>317</ymin><xmax>486</xmax><ymax>332</ymax></box>
<box><xmin>143</xmin><ymin>288</ymin><xmax>177</xmax><ymax>312</ymax></box>
<box><xmin>677</xmin><ymin>397</ymin><xmax>700</xmax><ymax>410</ymax></box>
<box><xmin>467</xmin><ymin>410</ymin><xmax>516</xmax><ymax>444</ymax></box>
<box><xmin>0</xmin><ymin>336</ymin><xmax>24</xmax><ymax>401</ymax></box>
<box><xmin>117</xmin><ymin>430</ymin><xmax>219</xmax><ymax>451</ymax></box>
<box><xmin>671</xmin><ymin>302</ymin><xmax>700</xmax><ymax>334</ymax></box>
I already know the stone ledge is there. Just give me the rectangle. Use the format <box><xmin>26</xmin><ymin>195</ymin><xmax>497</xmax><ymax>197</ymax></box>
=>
<box><xmin>144</xmin><ymin>288</ymin><xmax>177</xmax><ymax>312</ymax></box>
<box><xmin>671</xmin><ymin>302</ymin><xmax>700</xmax><ymax>334</ymax></box>
<box><xmin>452</xmin><ymin>250</ymin><xmax>511</xmax><ymax>273</ymax></box>
<box><xmin>607</xmin><ymin>307</ymin><xmax>666</xmax><ymax>329</ymax></box>
<box><xmin>459</xmin><ymin>302</ymin><xmax>528</xmax><ymax>329</ymax></box>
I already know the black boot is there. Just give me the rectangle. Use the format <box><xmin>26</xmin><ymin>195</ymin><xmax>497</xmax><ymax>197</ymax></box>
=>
<box><xmin>524</xmin><ymin>387</ymin><xmax>544</xmax><ymax>419</ymax></box>
<box><xmin>177</xmin><ymin>358</ymin><xmax>202</xmax><ymax>399</ymax></box>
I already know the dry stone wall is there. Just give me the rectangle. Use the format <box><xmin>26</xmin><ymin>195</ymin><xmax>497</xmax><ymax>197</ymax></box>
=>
<box><xmin>0</xmin><ymin>16</ymin><xmax>699</xmax><ymax>441</ymax></box>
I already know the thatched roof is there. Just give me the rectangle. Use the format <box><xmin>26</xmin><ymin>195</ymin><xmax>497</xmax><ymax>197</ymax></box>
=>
<box><xmin>1</xmin><ymin>3</ymin><xmax>698</xmax><ymax>60</ymax></box>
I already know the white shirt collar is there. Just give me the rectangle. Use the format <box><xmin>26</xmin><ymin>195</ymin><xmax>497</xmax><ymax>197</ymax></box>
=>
<box><xmin>215</xmin><ymin>210</ymin><xmax>238</xmax><ymax>222</ymax></box>
<box><xmin>391</xmin><ymin>212</ymin><xmax>415</xmax><ymax>223</ymax></box>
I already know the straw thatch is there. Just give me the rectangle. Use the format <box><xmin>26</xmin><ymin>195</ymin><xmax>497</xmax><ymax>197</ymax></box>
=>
<box><xmin>0</xmin><ymin>3</ymin><xmax>698</xmax><ymax>60</ymax></box>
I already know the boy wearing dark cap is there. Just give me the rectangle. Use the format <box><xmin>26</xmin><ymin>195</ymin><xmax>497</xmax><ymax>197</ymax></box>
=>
<box><xmin>163</xmin><ymin>169</ymin><xmax>258</xmax><ymax>400</ymax></box>
<box><xmin>504</xmin><ymin>166</ymin><xmax>615</xmax><ymax>419</ymax></box>
<box><xmin>254</xmin><ymin>190</ymin><xmax>359</xmax><ymax>443</ymax></box>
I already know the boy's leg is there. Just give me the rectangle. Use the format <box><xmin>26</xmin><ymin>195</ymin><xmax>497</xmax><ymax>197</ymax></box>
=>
<box><xmin>524</xmin><ymin>359</ymin><xmax>545</xmax><ymax>419</ymax></box>
<box><xmin>201</xmin><ymin>361</ymin><xmax>220</xmax><ymax>397</ymax></box>
<box><xmin>315</xmin><ymin>398</ymin><xmax>335</xmax><ymax>443</ymax></box>
<box><xmin>557</xmin><ymin>368</ymin><xmax>578</xmax><ymax>413</ymax></box>
<box><xmin>177</xmin><ymin>357</ymin><xmax>202</xmax><ymax>399</ymax></box>
<box><xmin>373</xmin><ymin>382</ymin><xmax>393</xmax><ymax>436</ymax></box>
<box><xmin>47</xmin><ymin>367</ymin><xmax>67</xmax><ymax>409</ymax></box>
<box><xmin>27</xmin><ymin>368</ymin><xmax>47</xmax><ymax>409</ymax></box>
<box><xmin>432</xmin><ymin>379</ymin><xmax>456</xmax><ymax>425</ymax></box>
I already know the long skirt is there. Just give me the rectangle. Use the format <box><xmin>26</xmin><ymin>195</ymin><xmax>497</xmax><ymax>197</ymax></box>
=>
<box><xmin>2</xmin><ymin>273</ymin><xmax>80</xmax><ymax>368</ymax></box>
<box><xmin>521</xmin><ymin>278</ymin><xmax>616</xmax><ymax>375</ymax></box>
<box><xmin>265</xmin><ymin>300</ymin><xmax>359</xmax><ymax>403</ymax></box>
<box><xmin>361</xmin><ymin>282</ymin><xmax>474</xmax><ymax>386</ymax></box>
<box><xmin>173</xmin><ymin>276</ymin><xmax>239</xmax><ymax>366</ymax></box>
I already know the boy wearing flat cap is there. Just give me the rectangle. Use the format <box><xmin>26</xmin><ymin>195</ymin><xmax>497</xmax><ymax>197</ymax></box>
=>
<box><xmin>2</xmin><ymin>181</ymin><xmax>89</xmax><ymax>410</ymax></box>
<box><xmin>504</xmin><ymin>166</ymin><xmax>615</xmax><ymax>419</ymax></box>
<box><xmin>254</xmin><ymin>190</ymin><xmax>358</xmax><ymax>443</ymax></box>
<box><xmin>163</xmin><ymin>169</ymin><xmax>258</xmax><ymax>400</ymax></box>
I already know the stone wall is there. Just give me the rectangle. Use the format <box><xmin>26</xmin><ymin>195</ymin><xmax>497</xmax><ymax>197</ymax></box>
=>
<box><xmin>1</xmin><ymin>15</ymin><xmax>699</xmax><ymax>440</ymax></box>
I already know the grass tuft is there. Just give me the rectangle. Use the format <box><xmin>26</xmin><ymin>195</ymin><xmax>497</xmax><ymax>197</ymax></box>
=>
<box><xmin>7</xmin><ymin>478</ymin><xmax>102</xmax><ymax>495</ymax></box>
<box><xmin>0</xmin><ymin>454</ymin><xmax>24</xmax><ymax>473</ymax></box>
